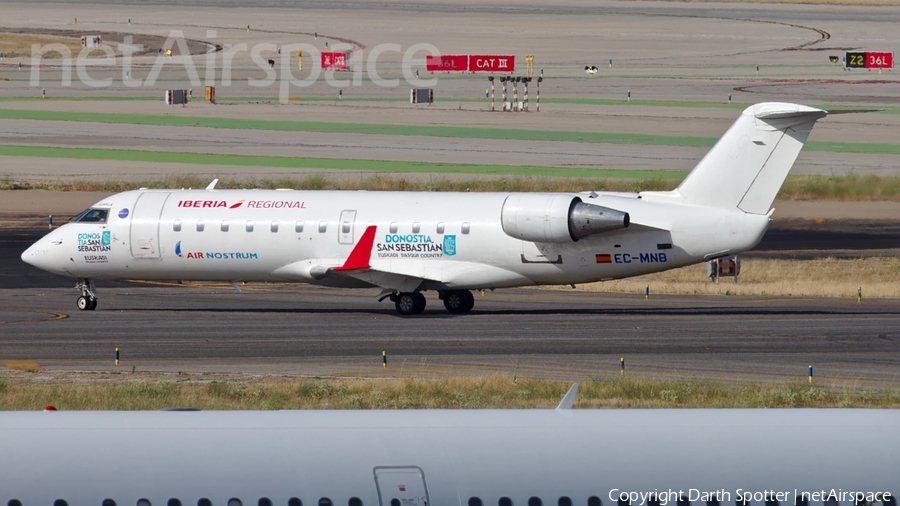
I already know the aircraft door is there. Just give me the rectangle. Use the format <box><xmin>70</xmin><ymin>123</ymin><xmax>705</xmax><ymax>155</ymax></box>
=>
<box><xmin>130</xmin><ymin>192</ymin><xmax>170</xmax><ymax>259</ymax></box>
<box><xmin>373</xmin><ymin>466</ymin><xmax>430</xmax><ymax>506</ymax></box>
<box><xmin>339</xmin><ymin>210</ymin><xmax>357</xmax><ymax>245</ymax></box>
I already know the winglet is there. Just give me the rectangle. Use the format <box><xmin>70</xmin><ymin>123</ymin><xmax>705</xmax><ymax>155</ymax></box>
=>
<box><xmin>556</xmin><ymin>382</ymin><xmax>579</xmax><ymax>410</ymax></box>
<box><xmin>206</xmin><ymin>178</ymin><xmax>219</xmax><ymax>190</ymax></box>
<box><xmin>333</xmin><ymin>225</ymin><xmax>376</xmax><ymax>272</ymax></box>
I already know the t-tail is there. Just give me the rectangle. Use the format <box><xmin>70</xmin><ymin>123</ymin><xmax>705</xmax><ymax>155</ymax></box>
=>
<box><xmin>643</xmin><ymin>103</ymin><xmax>827</xmax><ymax>214</ymax></box>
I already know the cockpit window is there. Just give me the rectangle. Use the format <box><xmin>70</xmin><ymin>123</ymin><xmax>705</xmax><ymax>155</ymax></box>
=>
<box><xmin>71</xmin><ymin>208</ymin><xmax>109</xmax><ymax>224</ymax></box>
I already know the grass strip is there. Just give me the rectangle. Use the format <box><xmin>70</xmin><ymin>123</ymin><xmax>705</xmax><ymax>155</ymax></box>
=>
<box><xmin>0</xmin><ymin>145</ymin><xmax>687</xmax><ymax>180</ymax></box>
<box><xmin>2</xmin><ymin>107</ymin><xmax>899</xmax><ymax>154</ymax></box>
<box><xmin>0</xmin><ymin>108</ymin><xmax>719</xmax><ymax>147</ymax></box>
<box><xmin>0</xmin><ymin>374</ymin><xmax>897</xmax><ymax>410</ymax></box>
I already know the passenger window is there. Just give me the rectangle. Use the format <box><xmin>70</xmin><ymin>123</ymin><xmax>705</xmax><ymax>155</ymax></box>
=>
<box><xmin>54</xmin><ymin>501</ymin><xmax>68</xmax><ymax>506</ymax></box>
<box><xmin>824</xmin><ymin>499</ymin><xmax>838</xmax><ymax>506</ymax></box>
<box><xmin>586</xmin><ymin>497</ymin><xmax>600</xmax><ymax>506</ymax></box>
<box><xmin>173</xmin><ymin>220</ymin><xmax>182</xmax><ymax>232</ymax></box>
<box><xmin>8</xmin><ymin>501</ymin><xmax>23</xmax><ymax>506</ymax></box>
<box><xmin>390</xmin><ymin>222</ymin><xmax>398</xmax><ymax>233</ymax></box>
<box><xmin>342</xmin><ymin>221</ymin><xmax>351</xmax><ymax>233</ymax></box>
<box><xmin>529</xmin><ymin>498</ymin><xmax>543</xmax><ymax>506</ymax></box>
<box><xmin>137</xmin><ymin>500</ymin><xmax>151</xmax><ymax>506</ymax></box>
<box><xmin>221</xmin><ymin>221</ymin><xmax>229</xmax><ymax>232</ymax></box>
<box><xmin>71</xmin><ymin>208</ymin><xmax>109</xmax><ymax>223</ymax></box>
<box><xmin>391</xmin><ymin>500</ymin><xmax>400</xmax><ymax>506</ymax></box>
<box><xmin>469</xmin><ymin>498</ymin><xmax>484</xmax><ymax>506</ymax></box>
<box><xmin>707</xmin><ymin>500</ymin><xmax>721</xmax><ymax>506</ymax></box>
<box><xmin>246</xmin><ymin>220</ymin><xmax>255</xmax><ymax>232</ymax></box>
<box><xmin>678</xmin><ymin>497</ymin><xmax>691</xmax><ymax>506</ymax></box>
<box><xmin>270</xmin><ymin>221</ymin><xmax>279</xmax><ymax>233</ymax></box>
<box><xmin>196</xmin><ymin>220</ymin><xmax>204</xmax><ymax>232</ymax></box>
<box><xmin>648</xmin><ymin>497</ymin><xmax>660</xmax><ymax>506</ymax></box>
<box><xmin>349</xmin><ymin>498</ymin><xmax>363</xmax><ymax>506</ymax></box>
<box><xmin>228</xmin><ymin>499</ymin><xmax>242</xmax><ymax>506</ymax></box>
<box><xmin>884</xmin><ymin>497</ymin><xmax>898</xmax><ymax>506</ymax></box>
<box><xmin>764</xmin><ymin>495</ymin><xmax>778</xmax><ymax>506</ymax></box>
<box><xmin>259</xmin><ymin>499</ymin><xmax>273</xmax><ymax>506</ymax></box>
<box><xmin>500</xmin><ymin>498</ymin><xmax>514</xmax><ymax>506</ymax></box>
<box><xmin>198</xmin><ymin>500</ymin><xmax>212</xmax><ymax>506</ymax></box>
<box><xmin>412</xmin><ymin>222</ymin><xmax>421</xmax><ymax>233</ymax></box>
<box><xmin>618</xmin><ymin>498</ymin><xmax>630</xmax><ymax>506</ymax></box>
<box><xmin>462</xmin><ymin>222</ymin><xmax>470</xmax><ymax>234</ymax></box>
<box><xmin>736</xmin><ymin>499</ymin><xmax>749</xmax><ymax>506</ymax></box>
<box><xmin>168</xmin><ymin>500</ymin><xmax>182</xmax><ymax>506</ymax></box>
<box><xmin>558</xmin><ymin>498</ymin><xmax>573</xmax><ymax>506</ymax></box>
<box><xmin>318</xmin><ymin>221</ymin><xmax>327</xmax><ymax>233</ymax></box>
<box><xmin>320</xmin><ymin>499</ymin><xmax>333</xmax><ymax>506</ymax></box>
<box><xmin>103</xmin><ymin>500</ymin><xmax>117</xmax><ymax>506</ymax></box>
<box><xmin>436</xmin><ymin>222</ymin><xmax>445</xmax><ymax>234</ymax></box>
<box><xmin>295</xmin><ymin>221</ymin><xmax>304</xmax><ymax>233</ymax></box>
<box><xmin>289</xmin><ymin>500</ymin><xmax>303</xmax><ymax>506</ymax></box>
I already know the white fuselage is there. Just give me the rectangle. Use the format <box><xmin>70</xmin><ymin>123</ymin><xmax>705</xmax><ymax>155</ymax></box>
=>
<box><xmin>1</xmin><ymin>409</ymin><xmax>897</xmax><ymax>505</ymax></box>
<box><xmin>23</xmin><ymin>189</ymin><xmax>768</xmax><ymax>289</ymax></box>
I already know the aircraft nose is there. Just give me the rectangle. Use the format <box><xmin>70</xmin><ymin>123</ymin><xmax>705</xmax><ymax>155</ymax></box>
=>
<box><xmin>21</xmin><ymin>235</ymin><xmax>56</xmax><ymax>272</ymax></box>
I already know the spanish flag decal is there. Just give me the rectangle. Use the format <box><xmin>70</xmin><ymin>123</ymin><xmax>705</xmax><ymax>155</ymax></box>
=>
<box><xmin>596</xmin><ymin>254</ymin><xmax>612</xmax><ymax>264</ymax></box>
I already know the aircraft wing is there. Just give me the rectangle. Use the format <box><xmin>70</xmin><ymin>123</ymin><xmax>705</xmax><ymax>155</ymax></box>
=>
<box><xmin>272</xmin><ymin>225</ymin><xmax>530</xmax><ymax>291</ymax></box>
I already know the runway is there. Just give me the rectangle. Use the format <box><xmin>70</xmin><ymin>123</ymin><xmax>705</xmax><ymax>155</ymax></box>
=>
<box><xmin>2</xmin><ymin>282</ymin><xmax>899</xmax><ymax>383</ymax></box>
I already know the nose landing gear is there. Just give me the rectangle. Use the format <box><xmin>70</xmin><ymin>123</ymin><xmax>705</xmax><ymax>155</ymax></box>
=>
<box><xmin>75</xmin><ymin>279</ymin><xmax>98</xmax><ymax>311</ymax></box>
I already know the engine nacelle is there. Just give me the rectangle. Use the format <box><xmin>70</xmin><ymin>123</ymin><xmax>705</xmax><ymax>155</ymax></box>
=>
<box><xmin>501</xmin><ymin>194</ymin><xmax>629</xmax><ymax>243</ymax></box>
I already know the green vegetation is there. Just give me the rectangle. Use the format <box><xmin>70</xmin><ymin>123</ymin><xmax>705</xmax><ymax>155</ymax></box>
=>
<box><xmin>1</xmin><ymin>374</ymin><xmax>897</xmax><ymax>410</ymax></box>
<box><xmin>0</xmin><ymin>145</ymin><xmax>685</xmax><ymax>180</ymax></box>
<box><xmin>6</xmin><ymin>171</ymin><xmax>900</xmax><ymax>201</ymax></box>
<box><xmin>2</xmin><ymin>107</ymin><xmax>899</xmax><ymax>154</ymax></box>
<box><xmin>1</xmin><ymin>95</ymin><xmax>898</xmax><ymax>114</ymax></box>
<box><xmin>0</xmin><ymin>174</ymin><xmax>676</xmax><ymax>193</ymax></box>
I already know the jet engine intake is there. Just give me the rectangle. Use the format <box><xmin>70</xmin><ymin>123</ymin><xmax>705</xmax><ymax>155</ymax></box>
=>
<box><xmin>501</xmin><ymin>194</ymin><xmax>629</xmax><ymax>243</ymax></box>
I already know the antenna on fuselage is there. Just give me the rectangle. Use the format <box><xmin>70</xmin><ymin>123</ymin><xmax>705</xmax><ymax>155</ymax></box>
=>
<box><xmin>206</xmin><ymin>179</ymin><xmax>219</xmax><ymax>190</ymax></box>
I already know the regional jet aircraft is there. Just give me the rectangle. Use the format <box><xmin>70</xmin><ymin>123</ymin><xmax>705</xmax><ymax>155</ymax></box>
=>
<box><xmin>22</xmin><ymin>103</ymin><xmax>827</xmax><ymax>315</ymax></box>
<box><xmin>1</xmin><ymin>399</ymin><xmax>897</xmax><ymax>504</ymax></box>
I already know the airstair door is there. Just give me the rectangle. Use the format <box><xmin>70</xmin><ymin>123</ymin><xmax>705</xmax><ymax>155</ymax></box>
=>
<box><xmin>374</xmin><ymin>466</ymin><xmax>430</xmax><ymax>506</ymax></box>
<box><xmin>130</xmin><ymin>192</ymin><xmax>170</xmax><ymax>259</ymax></box>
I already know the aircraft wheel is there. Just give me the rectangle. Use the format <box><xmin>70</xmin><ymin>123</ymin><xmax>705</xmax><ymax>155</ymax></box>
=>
<box><xmin>442</xmin><ymin>290</ymin><xmax>475</xmax><ymax>314</ymax></box>
<box><xmin>412</xmin><ymin>291</ymin><xmax>426</xmax><ymax>314</ymax></box>
<box><xmin>87</xmin><ymin>298</ymin><xmax>98</xmax><ymax>310</ymax></box>
<box><xmin>77</xmin><ymin>296</ymin><xmax>90</xmax><ymax>311</ymax></box>
<box><xmin>394</xmin><ymin>293</ymin><xmax>418</xmax><ymax>315</ymax></box>
<box><xmin>459</xmin><ymin>290</ymin><xmax>475</xmax><ymax>313</ymax></box>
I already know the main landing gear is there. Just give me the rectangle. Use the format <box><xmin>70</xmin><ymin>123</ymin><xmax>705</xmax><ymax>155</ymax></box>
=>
<box><xmin>439</xmin><ymin>290</ymin><xmax>475</xmax><ymax>314</ymax></box>
<box><xmin>383</xmin><ymin>290</ymin><xmax>475</xmax><ymax>315</ymax></box>
<box><xmin>75</xmin><ymin>279</ymin><xmax>97</xmax><ymax>311</ymax></box>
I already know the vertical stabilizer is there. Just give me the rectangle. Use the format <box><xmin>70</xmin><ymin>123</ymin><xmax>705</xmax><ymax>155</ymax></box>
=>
<box><xmin>651</xmin><ymin>103</ymin><xmax>826</xmax><ymax>215</ymax></box>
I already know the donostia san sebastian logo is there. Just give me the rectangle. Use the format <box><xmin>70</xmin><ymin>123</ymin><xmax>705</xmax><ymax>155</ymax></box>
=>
<box><xmin>443</xmin><ymin>235</ymin><xmax>456</xmax><ymax>256</ymax></box>
<box><xmin>375</xmin><ymin>234</ymin><xmax>457</xmax><ymax>259</ymax></box>
<box><xmin>77</xmin><ymin>231</ymin><xmax>111</xmax><ymax>252</ymax></box>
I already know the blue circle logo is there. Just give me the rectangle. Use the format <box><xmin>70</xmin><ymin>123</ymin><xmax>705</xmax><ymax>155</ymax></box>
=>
<box><xmin>118</xmin><ymin>208</ymin><xmax>130</xmax><ymax>219</ymax></box>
